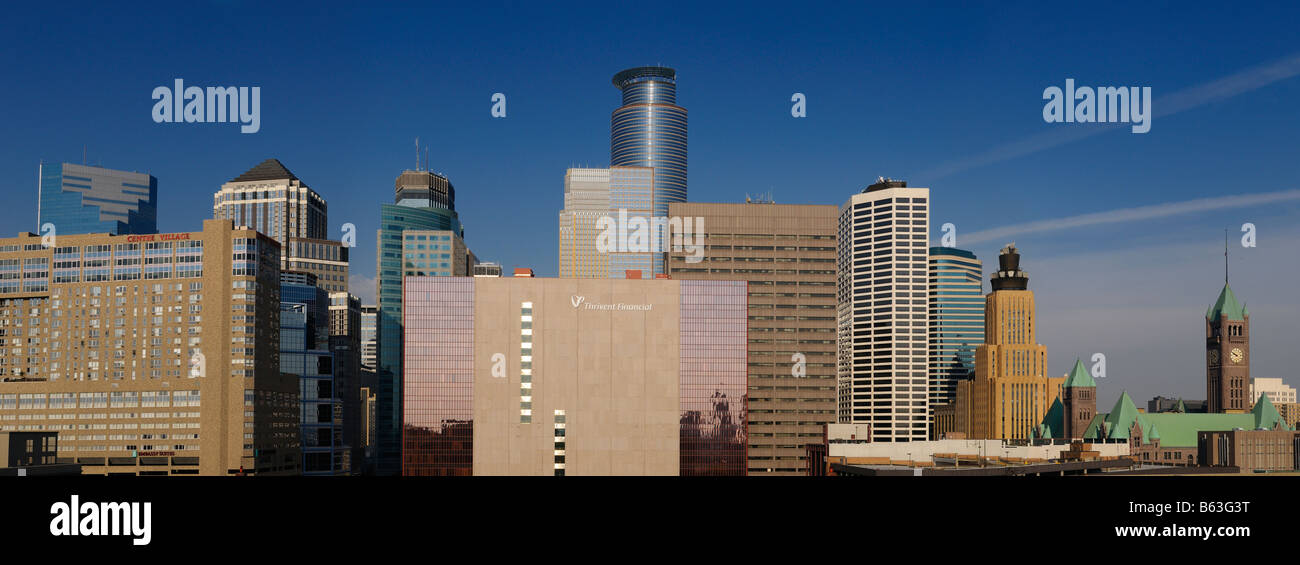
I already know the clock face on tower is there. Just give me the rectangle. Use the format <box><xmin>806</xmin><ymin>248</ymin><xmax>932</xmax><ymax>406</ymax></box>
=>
<box><xmin>1230</xmin><ymin>348</ymin><xmax>1244</xmax><ymax>364</ymax></box>
<box><xmin>1208</xmin><ymin>349</ymin><xmax>1219</xmax><ymax>365</ymax></box>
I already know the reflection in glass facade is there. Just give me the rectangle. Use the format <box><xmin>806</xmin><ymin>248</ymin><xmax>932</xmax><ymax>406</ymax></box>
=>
<box><xmin>679</xmin><ymin>280</ymin><xmax>748</xmax><ymax>476</ymax></box>
<box><xmin>281</xmin><ymin>276</ymin><xmax>348</xmax><ymax>475</ymax></box>
<box><xmin>376</xmin><ymin>193</ymin><xmax>463</xmax><ymax>475</ymax></box>
<box><xmin>611</xmin><ymin>66</ymin><xmax>687</xmax><ymax>218</ymax></box>
<box><xmin>927</xmin><ymin>246</ymin><xmax>983</xmax><ymax>436</ymax></box>
<box><xmin>402</xmin><ymin>277</ymin><xmax>473</xmax><ymax>476</ymax></box>
<box><xmin>39</xmin><ymin>162</ymin><xmax>158</xmax><ymax>236</ymax></box>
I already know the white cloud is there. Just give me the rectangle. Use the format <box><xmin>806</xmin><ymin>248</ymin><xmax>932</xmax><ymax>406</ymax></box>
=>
<box><xmin>348</xmin><ymin>272</ymin><xmax>377</xmax><ymax>305</ymax></box>
<box><xmin>917</xmin><ymin>52</ymin><xmax>1300</xmax><ymax>180</ymax></box>
<box><xmin>962</xmin><ymin>189</ymin><xmax>1300</xmax><ymax>245</ymax></box>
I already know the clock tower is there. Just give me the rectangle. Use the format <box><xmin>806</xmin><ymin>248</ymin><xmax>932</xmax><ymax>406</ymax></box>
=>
<box><xmin>1206</xmin><ymin>283</ymin><xmax>1249</xmax><ymax>413</ymax></box>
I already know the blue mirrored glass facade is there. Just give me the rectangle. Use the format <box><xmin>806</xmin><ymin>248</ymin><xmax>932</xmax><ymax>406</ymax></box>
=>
<box><xmin>375</xmin><ymin>173</ymin><xmax>463</xmax><ymax>475</ymax></box>
<box><xmin>38</xmin><ymin>163</ymin><xmax>157</xmax><ymax>236</ymax></box>
<box><xmin>281</xmin><ymin>277</ymin><xmax>349</xmax><ymax>475</ymax></box>
<box><xmin>927</xmin><ymin>246</ymin><xmax>984</xmax><ymax>432</ymax></box>
<box><xmin>611</xmin><ymin>66</ymin><xmax>688</xmax><ymax>219</ymax></box>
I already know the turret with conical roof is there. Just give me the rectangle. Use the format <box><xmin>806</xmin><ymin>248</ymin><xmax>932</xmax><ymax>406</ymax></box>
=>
<box><xmin>1062</xmin><ymin>358</ymin><xmax>1097</xmax><ymax>440</ymax></box>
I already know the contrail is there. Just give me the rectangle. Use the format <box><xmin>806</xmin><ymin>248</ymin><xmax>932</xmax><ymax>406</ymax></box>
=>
<box><xmin>961</xmin><ymin>189</ymin><xmax>1300</xmax><ymax>245</ymax></box>
<box><xmin>916</xmin><ymin>52</ymin><xmax>1300</xmax><ymax>180</ymax></box>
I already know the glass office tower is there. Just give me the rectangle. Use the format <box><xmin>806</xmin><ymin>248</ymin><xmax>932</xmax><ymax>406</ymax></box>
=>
<box><xmin>558</xmin><ymin>166</ymin><xmax>658</xmax><ymax>278</ymax></box>
<box><xmin>375</xmin><ymin>169</ymin><xmax>465</xmax><ymax>475</ymax></box>
<box><xmin>927</xmin><ymin>246</ymin><xmax>984</xmax><ymax>438</ymax></box>
<box><xmin>38</xmin><ymin>162</ymin><xmax>158</xmax><ymax>235</ymax></box>
<box><xmin>281</xmin><ymin>272</ymin><xmax>348</xmax><ymax>475</ymax></box>
<box><xmin>610</xmin><ymin>66</ymin><xmax>688</xmax><ymax>218</ymax></box>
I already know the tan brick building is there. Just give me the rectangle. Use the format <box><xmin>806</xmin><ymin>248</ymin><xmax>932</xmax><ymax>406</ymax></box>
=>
<box><xmin>0</xmin><ymin>219</ymin><xmax>299</xmax><ymax>475</ymax></box>
<box><xmin>667</xmin><ymin>202</ymin><xmax>837</xmax><ymax>475</ymax></box>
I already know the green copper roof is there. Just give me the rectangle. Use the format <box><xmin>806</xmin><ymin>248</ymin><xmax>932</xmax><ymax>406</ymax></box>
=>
<box><xmin>1102</xmin><ymin>391</ymin><xmax>1143</xmax><ymax>439</ymax></box>
<box><xmin>1063</xmin><ymin>358</ymin><xmax>1096</xmax><ymax>388</ymax></box>
<box><xmin>1174</xmin><ymin>398</ymin><xmax>1187</xmax><ymax>413</ymax></box>
<box><xmin>1207</xmin><ymin>283</ymin><xmax>1248</xmax><ymax>321</ymax></box>
<box><xmin>1251</xmin><ymin>393</ymin><xmax>1287</xmax><ymax>430</ymax></box>
<box><xmin>1094</xmin><ymin>394</ymin><xmax>1292</xmax><ymax>448</ymax></box>
<box><xmin>1036</xmin><ymin>397</ymin><xmax>1065</xmax><ymax>439</ymax></box>
<box><xmin>1082</xmin><ymin>414</ymin><xmax>1106</xmax><ymax>439</ymax></box>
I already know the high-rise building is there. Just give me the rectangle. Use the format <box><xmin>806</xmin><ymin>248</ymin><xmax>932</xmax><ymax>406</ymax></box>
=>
<box><xmin>836</xmin><ymin>179</ymin><xmax>930</xmax><ymax>442</ymax></box>
<box><xmin>558</xmin><ymin>166</ymin><xmax>658</xmax><ymax>278</ymax></box>
<box><xmin>610</xmin><ymin>66</ymin><xmax>687</xmax><ymax>218</ymax></box>
<box><xmin>213</xmin><ymin>159</ymin><xmax>347</xmax><ymax>292</ymax></box>
<box><xmin>1251</xmin><ymin>377</ymin><xmax>1296</xmax><ymax>406</ymax></box>
<box><xmin>0</xmin><ymin>219</ymin><xmax>299</xmax><ymax>475</ymax></box>
<box><xmin>1206</xmin><ymin>283</ymin><xmax>1250</xmax><ymax>413</ymax></box>
<box><xmin>375</xmin><ymin>169</ymin><xmax>466</xmax><ymax>475</ymax></box>
<box><xmin>329</xmin><ymin>291</ymin><xmax>364</xmax><ymax>473</ymax></box>
<box><xmin>283</xmin><ymin>238</ymin><xmax>349</xmax><ymax>293</ymax></box>
<box><xmin>38</xmin><ymin>162</ymin><xmax>158</xmax><ymax>236</ymax></box>
<box><xmin>953</xmin><ymin>244</ymin><xmax>1064</xmax><ymax>440</ymax></box>
<box><xmin>401</xmin><ymin>276</ymin><xmax>747</xmax><ymax>476</ymax></box>
<box><xmin>926</xmin><ymin>247</ymin><xmax>983</xmax><ymax>438</ymax></box>
<box><xmin>213</xmin><ymin>158</ymin><xmax>327</xmax><ymax>242</ymax></box>
<box><xmin>281</xmin><ymin>272</ymin><xmax>347</xmax><ymax>475</ymax></box>
<box><xmin>667</xmin><ymin>201</ymin><xmax>837</xmax><ymax>475</ymax></box>
<box><xmin>400</xmin><ymin>230</ymin><xmax>475</xmax><ymax>277</ymax></box>
<box><xmin>359</xmin><ymin>304</ymin><xmax>378</xmax><ymax>373</ymax></box>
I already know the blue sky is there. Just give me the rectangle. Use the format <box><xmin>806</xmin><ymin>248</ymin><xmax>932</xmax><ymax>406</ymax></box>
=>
<box><xmin>2</xmin><ymin>1</ymin><xmax>1299</xmax><ymax>405</ymax></box>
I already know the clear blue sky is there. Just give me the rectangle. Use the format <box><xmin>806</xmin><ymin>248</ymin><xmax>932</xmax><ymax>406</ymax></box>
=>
<box><xmin>3</xmin><ymin>1</ymin><xmax>1300</xmax><ymax>405</ymax></box>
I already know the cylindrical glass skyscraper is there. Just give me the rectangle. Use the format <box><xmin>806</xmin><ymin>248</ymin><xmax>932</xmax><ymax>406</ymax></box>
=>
<box><xmin>611</xmin><ymin>66</ymin><xmax>687</xmax><ymax>218</ymax></box>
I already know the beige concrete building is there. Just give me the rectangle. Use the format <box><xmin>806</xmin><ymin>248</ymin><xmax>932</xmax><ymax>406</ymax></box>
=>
<box><xmin>667</xmin><ymin>201</ymin><xmax>837</xmax><ymax>475</ymax></box>
<box><xmin>402</xmin><ymin>276</ymin><xmax>747</xmax><ymax>476</ymax></box>
<box><xmin>0</xmin><ymin>219</ymin><xmax>299</xmax><ymax>475</ymax></box>
<box><xmin>837</xmin><ymin>179</ymin><xmax>931</xmax><ymax>442</ymax></box>
<box><xmin>1251</xmin><ymin>377</ymin><xmax>1297</xmax><ymax>406</ymax></box>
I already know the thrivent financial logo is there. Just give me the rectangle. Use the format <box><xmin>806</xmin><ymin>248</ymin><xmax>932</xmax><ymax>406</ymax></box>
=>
<box><xmin>569</xmin><ymin>295</ymin><xmax>652</xmax><ymax>311</ymax></box>
<box><xmin>49</xmin><ymin>495</ymin><xmax>152</xmax><ymax>546</ymax></box>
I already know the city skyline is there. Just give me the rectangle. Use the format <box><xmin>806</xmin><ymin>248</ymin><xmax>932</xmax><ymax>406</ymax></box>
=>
<box><xmin>2</xmin><ymin>3</ymin><xmax>1299</xmax><ymax>412</ymax></box>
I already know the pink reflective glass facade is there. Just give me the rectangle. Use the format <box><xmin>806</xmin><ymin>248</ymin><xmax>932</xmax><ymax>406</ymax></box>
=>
<box><xmin>679</xmin><ymin>280</ymin><xmax>748</xmax><ymax>476</ymax></box>
<box><xmin>402</xmin><ymin>277</ymin><xmax>474</xmax><ymax>476</ymax></box>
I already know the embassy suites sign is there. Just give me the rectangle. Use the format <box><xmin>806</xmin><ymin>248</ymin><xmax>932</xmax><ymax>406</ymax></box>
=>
<box><xmin>569</xmin><ymin>295</ymin><xmax>653</xmax><ymax>311</ymax></box>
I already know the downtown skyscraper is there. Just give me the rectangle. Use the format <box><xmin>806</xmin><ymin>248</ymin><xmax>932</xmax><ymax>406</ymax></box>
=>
<box><xmin>668</xmin><ymin>201</ymin><xmax>838</xmax><ymax>475</ymax></box>
<box><xmin>375</xmin><ymin>168</ymin><xmax>470</xmax><ymax>475</ymax></box>
<box><xmin>926</xmin><ymin>246</ymin><xmax>983</xmax><ymax>438</ymax></box>
<box><xmin>38</xmin><ymin>162</ymin><xmax>158</xmax><ymax>236</ymax></box>
<box><xmin>610</xmin><ymin>66</ymin><xmax>688</xmax><ymax>218</ymax></box>
<box><xmin>557</xmin><ymin>166</ymin><xmax>656</xmax><ymax>278</ymax></box>
<box><xmin>836</xmin><ymin>179</ymin><xmax>930</xmax><ymax>442</ymax></box>
<box><xmin>557</xmin><ymin>66</ymin><xmax>688</xmax><ymax>279</ymax></box>
<box><xmin>213</xmin><ymin>159</ymin><xmax>349</xmax><ymax>292</ymax></box>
